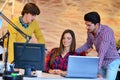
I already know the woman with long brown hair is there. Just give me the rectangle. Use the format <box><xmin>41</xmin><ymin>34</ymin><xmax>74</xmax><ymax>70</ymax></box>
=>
<box><xmin>45</xmin><ymin>29</ymin><xmax>86</xmax><ymax>75</ymax></box>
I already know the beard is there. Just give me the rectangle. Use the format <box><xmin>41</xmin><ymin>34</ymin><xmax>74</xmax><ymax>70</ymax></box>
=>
<box><xmin>88</xmin><ymin>26</ymin><xmax>96</xmax><ymax>33</ymax></box>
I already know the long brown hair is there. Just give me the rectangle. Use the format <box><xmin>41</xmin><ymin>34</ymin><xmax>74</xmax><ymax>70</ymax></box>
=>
<box><xmin>59</xmin><ymin>29</ymin><xmax>76</xmax><ymax>54</ymax></box>
<box><xmin>50</xmin><ymin>29</ymin><xmax>76</xmax><ymax>66</ymax></box>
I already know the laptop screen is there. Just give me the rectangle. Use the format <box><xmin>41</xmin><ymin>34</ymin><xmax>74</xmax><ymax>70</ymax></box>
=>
<box><xmin>66</xmin><ymin>56</ymin><xmax>99</xmax><ymax>78</ymax></box>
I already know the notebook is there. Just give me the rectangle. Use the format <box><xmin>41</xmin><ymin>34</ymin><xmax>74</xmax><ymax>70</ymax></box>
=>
<box><xmin>65</xmin><ymin>56</ymin><xmax>99</xmax><ymax>78</ymax></box>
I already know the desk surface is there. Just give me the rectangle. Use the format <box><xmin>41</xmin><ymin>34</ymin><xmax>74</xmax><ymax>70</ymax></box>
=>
<box><xmin>36</xmin><ymin>72</ymin><xmax>106</xmax><ymax>80</ymax></box>
<box><xmin>0</xmin><ymin>72</ymin><xmax>106</xmax><ymax>80</ymax></box>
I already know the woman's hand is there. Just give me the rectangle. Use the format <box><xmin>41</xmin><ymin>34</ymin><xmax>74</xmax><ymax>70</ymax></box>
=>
<box><xmin>54</xmin><ymin>69</ymin><xmax>66</xmax><ymax>75</ymax></box>
<box><xmin>48</xmin><ymin>69</ymin><xmax>66</xmax><ymax>75</ymax></box>
<box><xmin>48</xmin><ymin>69</ymin><xmax>56</xmax><ymax>74</ymax></box>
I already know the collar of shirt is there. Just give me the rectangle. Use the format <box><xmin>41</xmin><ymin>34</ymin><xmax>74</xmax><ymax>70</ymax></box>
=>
<box><xmin>89</xmin><ymin>24</ymin><xmax>102</xmax><ymax>38</ymax></box>
<box><xmin>19</xmin><ymin>16</ymin><xmax>29</xmax><ymax>28</ymax></box>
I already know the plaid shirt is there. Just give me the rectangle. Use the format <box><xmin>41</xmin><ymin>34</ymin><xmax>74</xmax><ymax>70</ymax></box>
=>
<box><xmin>45</xmin><ymin>48</ymin><xmax>86</xmax><ymax>72</ymax></box>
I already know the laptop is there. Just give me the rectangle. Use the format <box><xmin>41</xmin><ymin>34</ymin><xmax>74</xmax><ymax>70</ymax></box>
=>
<box><xmin>65</xmin><ymin>56</ymin><xmax>99</xmax><ymax>78</ymax></box>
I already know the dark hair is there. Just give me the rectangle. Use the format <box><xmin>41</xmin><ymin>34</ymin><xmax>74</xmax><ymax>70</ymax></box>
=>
<box><xmin>59</xmin><ymin>29</ymin><xmax>76</xmax><ymax>54</ymax></box>
<box><xmin>21</xmin><ymin>3</ymin><xmax>40</xmax><ymax>16</ymax></box>
<box><xmin>84</xmin><ymin>11</ymin><xmax>100</xmax><ymax>25</ymax></box>
<box><xmin>49</xmin><ymin>29</ymin><xmax>76</xmax><ymax>66</ymax></box>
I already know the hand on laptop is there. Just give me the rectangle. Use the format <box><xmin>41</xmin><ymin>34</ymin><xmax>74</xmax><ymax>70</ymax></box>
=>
<box><xmin>97</xmin><ymin>74</ymin><xmax>103</xmax><ymax>78</ymax></box>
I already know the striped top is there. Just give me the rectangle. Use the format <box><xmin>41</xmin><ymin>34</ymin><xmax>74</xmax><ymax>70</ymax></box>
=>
<box><xmin>76</xmin><ymin>24</ymin><xmax>120</xmax><ymax>71</ymax></box>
